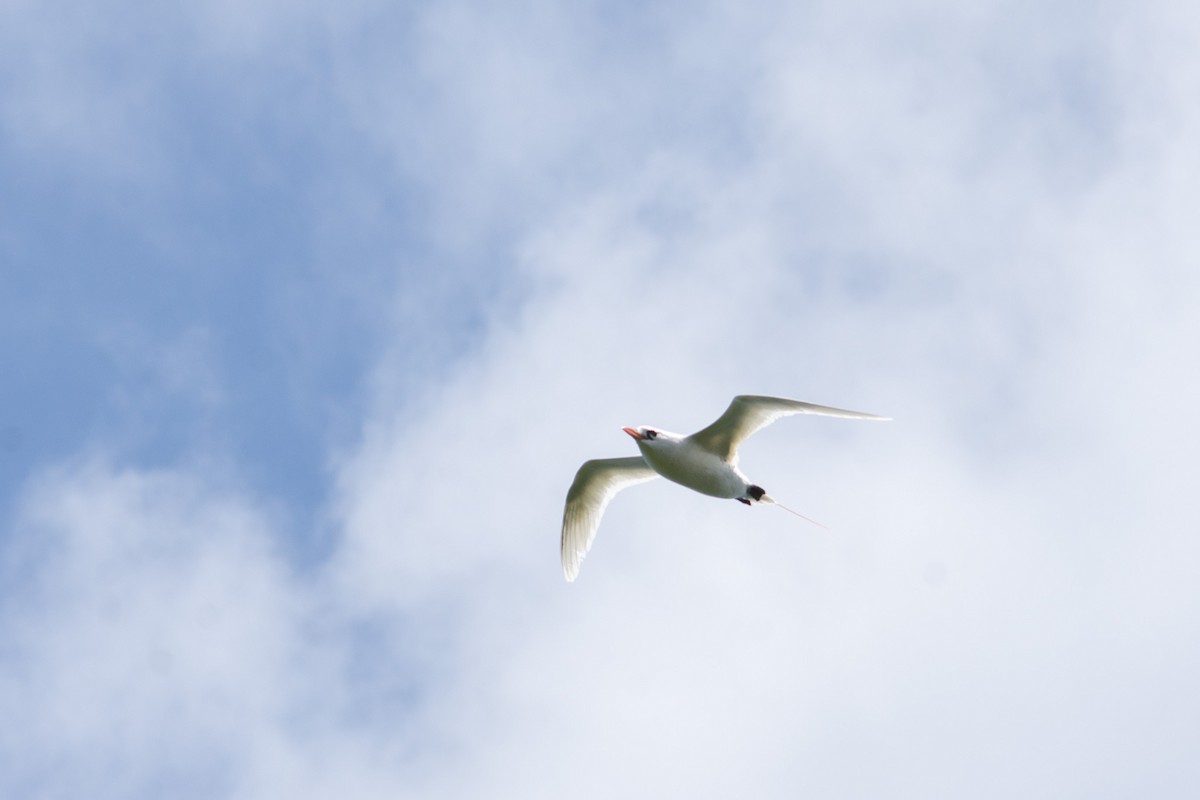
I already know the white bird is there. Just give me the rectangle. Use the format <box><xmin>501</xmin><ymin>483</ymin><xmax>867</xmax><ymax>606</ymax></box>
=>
<box><xmin>560</xmin><ymin>395</ymin><xmax>888</xmax><ymax>581</ymax></box>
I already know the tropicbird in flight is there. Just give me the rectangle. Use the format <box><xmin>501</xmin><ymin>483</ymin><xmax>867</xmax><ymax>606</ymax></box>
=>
<box><xmin>560</xmin><ymin>395</ymin><xmax>888</xmax><ymax>581</ymax></box>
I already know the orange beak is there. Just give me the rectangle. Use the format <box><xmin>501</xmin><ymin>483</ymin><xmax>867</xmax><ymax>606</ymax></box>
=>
<box><xmin>622</xmin><ymin>426</ymin><xmax>644</xmax><ymax>440</ymax></box>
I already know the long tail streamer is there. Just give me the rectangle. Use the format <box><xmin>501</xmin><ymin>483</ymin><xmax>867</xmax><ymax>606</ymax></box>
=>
<box><xmin>760</xmin><ymin>495</ymin><xmax>829</xmax><ymax>529</ymax></box>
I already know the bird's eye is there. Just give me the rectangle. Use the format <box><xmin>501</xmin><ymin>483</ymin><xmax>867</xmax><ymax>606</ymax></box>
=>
<box><xmin>645</xmin><ymin>429</ymin><xmax>657</xmax><ymax>440</ymax></box>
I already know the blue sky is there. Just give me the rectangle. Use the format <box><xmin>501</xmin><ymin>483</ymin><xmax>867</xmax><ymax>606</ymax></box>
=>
<box><xmin>3</xmin><ymin>2</ymin><xmax>1200</xmax><ymax>798</ymax></box>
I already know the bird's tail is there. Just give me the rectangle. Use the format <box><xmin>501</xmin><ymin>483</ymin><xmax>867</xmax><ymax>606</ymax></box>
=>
<box><xmin>759</xmin><ymin>493</ymin><xmax>829</xmax><ymax>530</ymax></box>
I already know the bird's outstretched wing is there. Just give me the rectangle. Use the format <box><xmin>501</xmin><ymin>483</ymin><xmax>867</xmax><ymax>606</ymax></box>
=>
<box><xmin>561</xmin><ymin>456</ymin><xmax>658</xmax><ymax>582</ymax></box>
<box><xmin>687</xmin><ymin>395</ymin><xmax>889</xmax><ymax>462</ymax></box>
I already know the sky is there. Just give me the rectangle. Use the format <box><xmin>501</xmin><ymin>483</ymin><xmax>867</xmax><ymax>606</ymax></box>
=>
<box><xmin>2</xmin><ymin>1</ymin><xmax>1199</xmax><ymax>797</ymax></box>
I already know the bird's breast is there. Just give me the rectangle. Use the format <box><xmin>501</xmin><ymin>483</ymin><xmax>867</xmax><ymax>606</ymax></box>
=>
<box><xmin>640</xmin><ymin>442</ymin><xmax>746</xmax><ymax>499</ymax></box>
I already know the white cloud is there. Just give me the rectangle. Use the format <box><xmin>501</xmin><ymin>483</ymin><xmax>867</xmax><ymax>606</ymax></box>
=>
<box><xmin>0</xmin><ymin>461</ymin><xmax>300</xmax><ymax>793</ymax></box>
<box><xmin>324</xmin><ymin>2</ymin><xmax>1200</xmax><ymax>796</ymax></box>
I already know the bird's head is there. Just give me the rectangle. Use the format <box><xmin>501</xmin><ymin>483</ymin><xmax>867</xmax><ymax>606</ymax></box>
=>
<box><xmin>622</xmin><ymin>426</ymin><xmax>677</xmax><ymax>447</ymax></box>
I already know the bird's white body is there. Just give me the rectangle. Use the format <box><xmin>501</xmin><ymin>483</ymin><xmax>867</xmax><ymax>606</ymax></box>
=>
<box><xmin>632</xmin><ymin>431</ymin><xmax>749</xmax><ymax>499</ymax></box>
<box><xmin>560</xmin><ymin>394</ymin><xmax>889</xmax><ymax>581</ymax></box>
